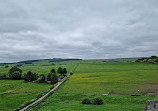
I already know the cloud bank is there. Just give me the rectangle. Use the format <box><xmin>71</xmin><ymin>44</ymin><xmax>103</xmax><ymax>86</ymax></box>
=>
<box><xmin>0</xmin><ymin>0</ymin><xmax>158</xmax><ymax>62</ymax></box>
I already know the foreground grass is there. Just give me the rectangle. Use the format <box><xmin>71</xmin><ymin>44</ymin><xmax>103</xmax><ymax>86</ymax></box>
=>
<box><xmin>0</xmin><ymin>80</ymin><xmax>52</xmax><ymax>111</ymax></box>
<box><xmin>30</xmin><ymin>92</ymin><xmax>158</xmax><ymax>111</ymax></box>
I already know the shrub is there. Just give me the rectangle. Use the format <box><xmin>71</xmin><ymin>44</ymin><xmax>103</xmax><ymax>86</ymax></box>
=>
<box><xmin>37</xmin><ymin>74</ymin><xmax>45</xmax><ymax>83</ymax></box>
<box><xmin>9</xmin><ymin>67</ymin><xmax>22</xmax><ymax>80</ymax></box>
<box><xmin>92</xmin><ymin>98</ymin><xmax>103</xmax><ymax>105</ymax></box>
<box><xmin>82</xmin><ymin>98</ymin><xmax>91</xmax><ymax>104</ymax></box>
<box><xmin>24</xmin><ymin>71</ymin><xmax>38</xmax><ymax>82</ymax></box>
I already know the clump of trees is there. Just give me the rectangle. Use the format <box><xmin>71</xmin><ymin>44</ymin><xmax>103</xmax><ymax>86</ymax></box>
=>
<box><xmin>135</xmin><ymin>56</ymin><xmax>158</xmax><ymax>64</ymax></box>
<box><xmin>82</xmin><ymin>97</ymin><xmax>103</xmax><ymax>105</ymax></box>
<box><xmin>24</xmin><ymin>71</ymin><xmax>38</xmax><ymax>82</ymax></box>
<box><xmin>7</xmin><ymin>67</ymin><xmax>68</xmax><ymax>85</ymax></box>
<box><xmin>57</xmin><ymin>67</ymin><xmax>67</xmax><ymax>75</ymax></box>
<box><xmin>9</xmin><ymin>67</ymin><xmax>22</xmax><ymax>80</ymax></box>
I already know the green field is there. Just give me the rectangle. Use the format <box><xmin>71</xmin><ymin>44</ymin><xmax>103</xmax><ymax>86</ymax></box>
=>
<box><xmin>0</xmin><ymin>80</ymin><xmax>52</xmax><ymax>111</ymax></box>
<box><xmin>0</xmin><ymin>59</ymin><xmax>78</xmax><ymax>111</ymax></box>
<box><xmin>0</xmin><ymin>62</ymin><xmax>76</xmax><ymax>76</ymax></box>
<box><xmin>29</xmin><ymin>62</ymin><xmax>158</xmax><ymax>111</ymax></box>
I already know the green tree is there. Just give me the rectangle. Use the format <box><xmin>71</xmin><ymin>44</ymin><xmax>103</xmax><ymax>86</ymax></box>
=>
<box><xmin>51</xmin><ymin>73</ymin><xmax>58</xmax><ymax>84</ymax></box>
<box><xmin>50</xmin><ymin>68</ymin><xmax>55</xmax><ymax>73</ymax></box>
<box><xmin>24</xmin><ymin>71</ymin><xmax>38</xmax><ymax>82</ymax></box>
<box><xmin>57</xmin><ymin>67</ymin><xmax>62</xmax><ymax>74</ymax></box>
<box><xmin>9</xmin><ymin>67</ymin><xmax>22</xmax><ymax>80</ymax></box>
<box><xmin>62</xmin><ymin>68</ymin><xmax>67</xmax><ymax>75</ymax></box>
<box><xmin>10</xmin><ymin>71</ymin><xmax>22</xmax><ymax>80</ymax></box>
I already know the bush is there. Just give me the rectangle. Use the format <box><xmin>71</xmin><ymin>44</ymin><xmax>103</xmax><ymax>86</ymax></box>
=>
<box><xmin>24</xmin><ymin>71</ymin><xmax>38</xmax><ymax>82</ymax></box>
<box><xmin>82</xmin><ymin>98</ymin><xmax>91</xmax><ymax>104</ymax></box>
<box><xmin>92</xmin><ymin>98</ymin><xmax>103</xmax><ymax>105</ymax></box>
<box><xmin>37</xmin><ymin>74</ymin><xmax>45</xmax><ymax>83</ymax></box>
<box><xmin>9</xmin><ymin>67</ymin><xmax>22</xmax><ymax>80</ymax></box>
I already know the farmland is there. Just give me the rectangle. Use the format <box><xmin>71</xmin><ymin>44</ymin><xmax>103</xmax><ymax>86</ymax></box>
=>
<box><xmin>0</xmin><ymin>59</ymin><xmax>79</xmax><ymax>111</ymax></box>
<box><xmin>0</xmin><ymin>59</ymin><xmax>158</xmax><ymax>111</ymax></box>
<box><xmin>29</xmin><ymin>62</ymin><xmax>158</xmax><ymax>111</ymax></box>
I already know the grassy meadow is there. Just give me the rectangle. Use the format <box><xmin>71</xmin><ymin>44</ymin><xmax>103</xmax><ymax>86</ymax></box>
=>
<box><xmin>0</xmin><ymin>80</ymin><xmax>52</xmax><ymax>111</ymax></box>
<box><xmin>0</xmin><ymin>59</ymin><xmax>78</xmax><ymax>111</ymax></box>
<box><xmin>29</xmin><ymin>62</ymin><xmax>158</xmax><ymax>111</ymax></box>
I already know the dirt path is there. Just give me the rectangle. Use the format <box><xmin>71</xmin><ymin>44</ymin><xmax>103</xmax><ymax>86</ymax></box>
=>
<box><xmin>19</xmin><ymin>64</ymin><xmax>79</xmax><ymax>111</ymax></box>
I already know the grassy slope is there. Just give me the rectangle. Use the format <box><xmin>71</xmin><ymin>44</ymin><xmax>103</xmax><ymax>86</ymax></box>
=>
<box><xmin>0</xmin><ymin>80</ymin><xmax>52</xmax><ymax>111</ymax></box>
<box><xmin>29</xmin><ymin>62</ymin><xmax>158</xmax><ymax>111</ymax></box>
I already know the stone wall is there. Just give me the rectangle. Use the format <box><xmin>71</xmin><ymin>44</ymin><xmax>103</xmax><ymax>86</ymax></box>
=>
<box><xmin>144</xmin><ymin>100</ymin><xmax>158</xmax><ymax>111</ymax></box>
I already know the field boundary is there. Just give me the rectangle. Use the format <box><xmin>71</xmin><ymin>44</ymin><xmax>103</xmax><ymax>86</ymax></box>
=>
<box><xmin>18</xmin><ymin>64</ymin><xmax>79</xmax><ymax>111</ymax></box>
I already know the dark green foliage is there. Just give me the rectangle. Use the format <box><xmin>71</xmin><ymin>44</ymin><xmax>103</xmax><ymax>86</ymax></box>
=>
<box><xmin>92</xmin><ymin>98</ymin><xmax>103</xmax><ymax>105</ymax></box>
<box><xmin>24</xmin><ymin>71</ymin><xmax>38</xmax><ymax>82</ymax></box>
<box><xmin>47</xmin><ymin>73</ymin><xmax>52</xmax><ymax>81</ymax></box>
<box><xmin>37</xmin><ymin>74</ymin><xmax>46</xmax><ymax>83</ymax></box>
<box><xmin>10</xmin><ymin>71</ymin><xmax>22</xmax><ymax>80</ymax></box>
<box><xmin>63</xmin><ymin>68</ymin><xmax>67</xmax><ymax>74</ymax></box>
<box><xmin>5</xmin><ymin>65</ymin><xmax>9</xmax><ymax>68</ymax></box>
<box><xmin>50</xmin><ymin>68</ymin><xmax>55</xmax><ymax>73</ymax></box>
<box><xmin>9</xmin><ymin>67</ymin><xmax>22</xmax><ymax>80</ymax></box>
<box><xmin>51</xmin><ymin>73</ymin><xmax>58</xmax><ymax>84</ymax></box>
<box><xmin>57</xmin><ymin>67</ymin><xmax>63</xmax><ymax>74</ymax></box>
<box><xmin>57</xmin><ymin>67</ymin><xmax>67</xmax><ymax>75</ymax></box>
<box><xmin>82</xmin><ymin>98</ymin><xmax>91</xmax><ymax>104</ymax></box>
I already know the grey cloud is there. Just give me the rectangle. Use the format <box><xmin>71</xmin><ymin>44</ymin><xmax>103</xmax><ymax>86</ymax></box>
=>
<box><xmin>0</xmin><ymin>0</ymin><xmax>158</xmax><ymax>62</ymax></box>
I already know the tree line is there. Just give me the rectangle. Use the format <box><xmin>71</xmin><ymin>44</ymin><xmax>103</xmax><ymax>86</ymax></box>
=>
<box><xmin>8</xmin><ymin>67</ymin><xmax>67</xmax><ymax>84</ymax></box>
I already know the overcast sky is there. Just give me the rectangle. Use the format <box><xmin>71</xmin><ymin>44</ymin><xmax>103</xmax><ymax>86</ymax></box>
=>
<box><xmin>0</xmin><ymin>0</ymin><xmax>158</xmax><ymax>63</ymax></box>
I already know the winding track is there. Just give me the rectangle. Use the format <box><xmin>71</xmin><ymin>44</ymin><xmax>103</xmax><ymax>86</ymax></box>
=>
<box><xmin>19</xmin><ymin>64</ymin><xmax>79</xmax><ymax>111</ymax></box>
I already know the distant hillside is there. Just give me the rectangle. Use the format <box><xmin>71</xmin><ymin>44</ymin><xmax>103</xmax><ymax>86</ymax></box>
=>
<box><xmin>0</xmin><ymin>58</ymin><xmax>82</xmax><ymax>66</ymax></box>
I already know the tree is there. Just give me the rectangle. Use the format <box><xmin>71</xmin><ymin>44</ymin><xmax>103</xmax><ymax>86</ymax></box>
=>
<box><xmin>57</xmin><ymin>67</ymin><xmax>67</xmax><ymax>75</ymax></box>
<box><xmin>51</xmin><ymin>73</ymin><xmax>58</xmax><ymax>84</ymax></box>
<box><xmin>50</xmin><ymin>68</ymin><xmax>55</xmax><ymax>73</ymax></box>
<box><xmin>9</xmin><ymin>67</ymin><xmax>22</xmax><ymax>80</ymax></box>
<box><xmin>47</xmin><ymin>73</ymin><xmax>52</xmax><ymax>82</ymax></box>
<box><xmin>24</xmin><ymin>71</ymin><xmax>38</xmax><ymax>82</ymax></box>
<box><xmin>37</xmin><ymin>74</ymin><xmax>45</xmax><ymax>83</ymax></box>
<box><xmin>57</xmin><ymin>67</ymin><xmax>62</xmax><ymax>74</ymax></box>
<box><xmin>62</xmin><ymin>68</ymin><xmax>67</xmax><ymax>75</ymax></box>
<box><xmin>5</xmin><ymin>65</ymin><xmax>9</xmax><ymax>68</ymax></box>
<box><xmin>10</xmin><ymin>71</ymin><xmax>22</xmax><ymax>80</ymax></box>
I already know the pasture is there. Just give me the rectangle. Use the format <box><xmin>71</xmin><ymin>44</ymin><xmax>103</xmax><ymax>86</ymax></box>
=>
<box><xmin>29</xmin><ymin>62</ymin><xmax>158</xmax><ymax>111</ymax></box>
<box><xmin>0</xmin><ymin>80</ymin><xmax>52</xmax><ymax>111</ymax></box>
<box><xmin>0</xmin><ymin>59</ymin><xmax>78</xmax><ymax>111</ymax></box>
